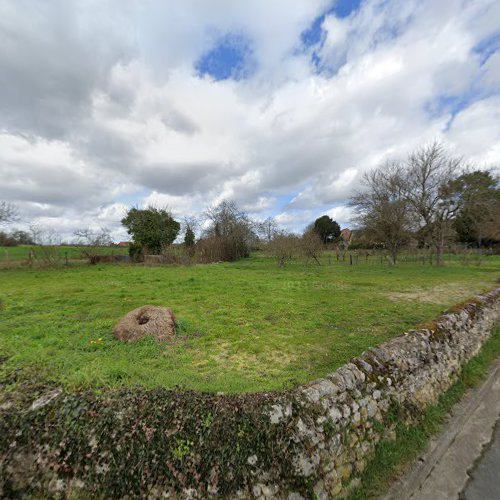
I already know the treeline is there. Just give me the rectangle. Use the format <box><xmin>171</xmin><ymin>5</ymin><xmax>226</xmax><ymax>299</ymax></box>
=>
<box><xmin>117</xmin><ymin>199</ymin><xmax>347</xmax><ymax>267</ymax></box>
<box><xmin>1</xmin><ymin>142</ymin><xmax>498</xmax><ymax>268</ymax></box>
<box><xmin>0</xmin><ymin>202</ymin><xmax>35</xmax><ymax>246</ymax></box>
<box><xmin>349</xmin><ymin>142</ymin><xmax>499</xmax><ymax>265</ymax></box>
<box><xmin>0</xmin><ymin>230</ymin><xmax>35</xmax><ymax>247</ymax></box>
<box><xmin>120</xmin><ymin>201</ymin><xmax>279</xmax><ymax>264</ymax></box>
<box><xmin>0</xmin><ymin>197</ymin><xmax>337</xmax><ymax>267</ymax></box>
<box><xmin>119</xmin><ymin>142</ymin><xmax>498</xmax><ymax>268</ymax></box>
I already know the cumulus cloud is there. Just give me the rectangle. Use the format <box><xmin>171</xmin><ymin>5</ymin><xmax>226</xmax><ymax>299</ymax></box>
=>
<box><xmin>0</xmin><ymin>0</ymin><xmax>499</xmax><ymax>239</ymax></box>
<box><xmin>446</xmin><ymin>95</ymin><xmax>500</xmax><ymax>166</ymax></box>
<box><xmin>0</xmin><ymin>0</ymin><xmax>136</xmax><ymax>139</ymax></box>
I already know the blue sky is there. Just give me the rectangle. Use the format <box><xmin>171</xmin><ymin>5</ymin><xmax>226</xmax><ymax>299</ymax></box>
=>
<box><xmin>302</xmin><ymin>0</ymin><xmax>362</xmax><ymax>46</ymax></box>
<box><xmin>474</xmin><ymin>31</ymin><xmax>500</xmax><ymax>65</ymax></box>
<box><xmin>0</xmin><ymin>0</ymin><xmax>499</xmax><ymax>241</ymax></box>
<box><xmin>196</xmin><ymin>33</ymin><xmax>256</xmax><ymax>81</ymax></box>
<box><xmin>196</xmin><ymin>1</ymin><xmax>364</xmax><ymax>82</ymax></box>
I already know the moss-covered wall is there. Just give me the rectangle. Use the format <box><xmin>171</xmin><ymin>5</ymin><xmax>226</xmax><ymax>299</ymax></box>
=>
<box><xmin>1</xmin><ymin>289</ymin><xmax>499</xmax><ymax>499</ymax></box>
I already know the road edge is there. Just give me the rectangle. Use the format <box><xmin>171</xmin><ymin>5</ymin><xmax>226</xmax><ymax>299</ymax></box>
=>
<box><xmin>383</xmin><ymin>358</ymin><xmax>500</xmax><ymax>500</ymax></box>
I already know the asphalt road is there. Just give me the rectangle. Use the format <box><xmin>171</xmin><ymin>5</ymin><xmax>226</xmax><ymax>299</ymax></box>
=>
<box><xmin>383</xmin><ymin>359</ymin><xmax>500</xmax><ymax>500</ymax></box>
<box><xmin>462</xmin><ymin>421</ymin><xmax>500</xmax><ymax>500</ymax></box>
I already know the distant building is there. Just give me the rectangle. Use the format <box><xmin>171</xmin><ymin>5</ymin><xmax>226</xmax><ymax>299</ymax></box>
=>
<box><xmin>340</xmin><ymin>228</ymin><xmax>353</xmax><ymax>245</ymax></box>
<box><xmin>117</xmin><ymin>241</ymin><xmax>130</xmax><ymax>247</ymax></box>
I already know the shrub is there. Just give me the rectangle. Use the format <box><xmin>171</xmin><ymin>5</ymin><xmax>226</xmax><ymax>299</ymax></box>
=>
<box><xmin>129</xmin><ymin>242</ymin><xmax>145</xmax><ymax>263</ymax></box>
<box><xmin>300</xmin><ymin>231</ymin><xmax>323</xmax><ymax>265</ymax></box>
<box><xmin>268</xmin><ymin>234</ymin><xmax>300</xmax><ymax>267</ymax></box>
<box><xmin>203</xmin><ymin>201</ymin><xmax>254</xmax><ymax>262</ymax></box>
<box><xmin>184</xmin><ymin>227</ymin><xmax>195</xmax><ymax>247</ymax></box>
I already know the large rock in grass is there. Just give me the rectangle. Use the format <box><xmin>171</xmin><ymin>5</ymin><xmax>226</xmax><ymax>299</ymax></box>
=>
<box><xmin>113</xmin><ymin>305</ymin><xmax>176</xmax><ymax>342</ymax></box>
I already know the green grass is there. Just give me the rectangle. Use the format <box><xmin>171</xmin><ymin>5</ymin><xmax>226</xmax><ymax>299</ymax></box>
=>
<box><xmin>0</xmin><ymin>244</ymin><xmax>128</xmax><ymax>262</ymax></box>
<box><xmin>348</xmin><ymin>325</ymin><xmax>500</xmax><ymax>499</ymax></box>
<box><xmin>0</xmin><ymin>253</ymin><xmax>498</xmax><ymax>393</ymax></box>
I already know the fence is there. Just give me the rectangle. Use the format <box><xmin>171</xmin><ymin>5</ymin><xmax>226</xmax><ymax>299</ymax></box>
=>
<box><xmin>312</xmin><ymin>245</ymin><xmax>497</xmax><ymax>267</ymax></box>
<box><xmin>0</xmin><ymin>245</ymin><xmax>129</xmax><ymax>269</ymax></box>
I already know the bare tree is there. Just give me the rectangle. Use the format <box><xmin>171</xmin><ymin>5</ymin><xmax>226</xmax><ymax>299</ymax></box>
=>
<box><xmin>203</xmin><ymin>200</ymin><xmax>256</xmax><ymax>261</ymax></box>
<box><xmin>182</xmin><ymin>216</ymin><xmax>200</xmax><ymax>236</ymax></box>
<box><xmin>401</xmin><ymin>142</ymin><xmax>462</xmax><ymax>265</ymax></box>
<box><xmin>27</xmin><ymin>226</ymin><xmax>63</xmax><ymax>266</ymax></box>
<box><xmin>268</xmin><ymin>232</ymin><xmax>299</xmax><ymax>267</ymax></box>
<box><xmin>0</xmin><ymin>202</ymin><xmax>19</xmax><ymax>225</ymax></box>
<box><xmin>300</xmin><ymin>230</ymin><xmax>323</xmax><ymax>265</ymax></box>
<box><xmin>256</xmin><ymin>217</ymin><xmax>279</xmax><ymax>243</ymax></box>
<box><xmin>182</xmin><ymin>216</ymin><xmax>199</xmax><ymax>248</ymax></box>
<box><xmin>350</xmin><ymin>162</ymin><xmax>411</xmax><ymax>265</ymax></box>
<box><xmin>481</xmin><ymin>202</ymin><xmax>500</xmax><ymax>241</ymax></box>
<box><xmin>204</xmin><ymin>200</ymin><xmax>250</xmax><ymax>237</ymax></box>
<box><xmin>74</xmin><ymin>227</ymin><xmax>112</xmax><ymax>246</ymax></box>
<box><xmin>74</xmin><ymin>227</ymin><xmax>113</xmax><ymax>264</ymax></box>
<box><xmin>40</xmin><ymin>228</ymin><xmax>62</xmax><ymax>246</ymax></box>
<box><xmin>25</xmin><ymin>224</ymin><xmax>61</xmax><ymax>246</ymax></box>
<box><xmin>29</xmin><ymin>223</ymin><xmax>43</xmax><ymax>245</ymax></box>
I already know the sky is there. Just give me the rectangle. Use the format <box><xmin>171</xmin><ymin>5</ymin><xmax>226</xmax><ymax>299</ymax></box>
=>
<box><xmin>0</xmin><ymin>0</ymin><xmax>499</xmax><ymax>242</ymax></box>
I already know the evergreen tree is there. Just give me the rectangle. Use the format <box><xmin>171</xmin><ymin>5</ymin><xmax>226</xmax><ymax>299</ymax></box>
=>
<box><xmin>121</xmin><ymin>206</ymin><xmax>180</xmax><ymax>254</ymax></box>
<box><xmin>313</xmin><ymin>215</ymin><xmax>341</xmax><ymax>244</ymax></box>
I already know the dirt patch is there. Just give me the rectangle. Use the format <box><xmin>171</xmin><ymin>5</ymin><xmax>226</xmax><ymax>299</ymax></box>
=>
<box><xmin>386</xmin><ymin>283</ymin><xmax>481</xmax><ymax>304</ymax></box>
<box><xmin>113</xmin><ymin>305</ymin><xmax>176</xmax><ymax>342</ymax></box>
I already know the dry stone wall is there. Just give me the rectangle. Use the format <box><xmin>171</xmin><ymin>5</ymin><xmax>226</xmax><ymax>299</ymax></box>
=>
<box><xmin>258</xmin><ymin>287</ymin><xmax>500</xmax><ymax>499</ymax></box>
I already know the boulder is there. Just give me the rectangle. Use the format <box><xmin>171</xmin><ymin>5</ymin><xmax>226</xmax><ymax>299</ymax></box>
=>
<box><xmin>113</xmin><ymin>305</ymin><xmax>176</xmax><ymax>342</ymax></box>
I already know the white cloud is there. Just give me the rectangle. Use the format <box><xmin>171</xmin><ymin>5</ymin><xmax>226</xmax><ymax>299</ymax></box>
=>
<box><xmin>326</xmin><ymin>205</ymin><xmax>354</xmax><ymax>229</ymax></box>
<box><xmin>446</xmin><ymin>96</ymin><xmax>500</xmax><ymax>167</ymax></box>
<box><xmin>482</xmin><ymin>52</ymin><xmax>500</xmax><ymax>89</ymax></box>
<box><xmin>0</xmin><ymin>0</ymin><xmax>499</xmax><ymax>240</ymax></box>
<box><xmin>141</xmin><ymin>191</ymin><xmax>204</xmax><ymax>220</ymax></box>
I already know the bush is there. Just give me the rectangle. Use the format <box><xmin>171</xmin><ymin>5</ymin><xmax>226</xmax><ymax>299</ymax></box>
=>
<box><xmin>160</xmin><ymin>244</ymin><xmax>193</xmax><ymax>265</ymax></box>
<box><xmin>129</xmin><ymin>242</ymin><xmax>145</xmax><ymax>263</ymax></box>
<box><xmin>195</xmin><ymin>232</ymin><xmax>251</xmax><ymax>264</ymax></box>
<box><xmin>203</xmin><ymin>200</ymin><xmax>254</xmax><ymax>262</ymax></box>
<box><xmin>300</xmin><ymin>231</ymin><xmax>323</xmax><ymax>265</ymax></box>
<box><xmin>268</xmin><ymin>234</ymin><xmax>300</xmax><ymax>267</ymax></box>
<box><xmin>184</xmin><ymin>227</ymin><xmax>195</xmax><ymax>247</ymax></box>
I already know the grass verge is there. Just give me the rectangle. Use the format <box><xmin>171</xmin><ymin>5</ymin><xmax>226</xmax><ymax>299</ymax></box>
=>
<box><xmin>348</xmin><ymin>324</ymin><xmax>500</xmax><ymax>499</ymax></box>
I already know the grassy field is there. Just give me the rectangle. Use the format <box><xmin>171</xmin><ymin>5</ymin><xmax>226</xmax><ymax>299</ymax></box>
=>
<box><xmin>0</xmin><ymin>253</ymin><xmax>498</xmax><ymax>393</ymax></box>
<box><xmin>0</xmin><ymin>245</ymin><xmax>128</xmax><ymax>262</ymax></box>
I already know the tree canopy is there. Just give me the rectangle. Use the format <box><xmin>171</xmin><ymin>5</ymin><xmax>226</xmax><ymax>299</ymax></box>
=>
<box><xmin>350</xmin><ymin>162</ymin><xmax>411</xmax><ymax>264</ymax></box>
<box><xmin>313</xmin><ymin>215</ymin><xmax>341</xmax><ymax>244</ymax></box>
<box><xmin>184</xmin><ymin>226</ymin><xmax>195</xmax><ymax>247</ymax></box>
<box><xmin>350</xmin><ymin>144</ymin><xmax>449</xmax><ymax>265</ymax></box>
<box><xmin>121</xmin><ymin>206</ymin><xmax>180</xmax><ymax>254</ymax></box>
<box><xmin>451</xmin><ymin>170</ymin><xmax>500</xmax><ymax>245</ymax></box>
<box><xmin>203</xmin><ymin>200</ymin><xmax>254</xmax><ymax>261</ymax></box>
